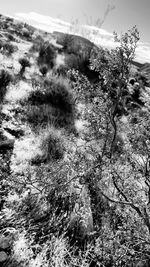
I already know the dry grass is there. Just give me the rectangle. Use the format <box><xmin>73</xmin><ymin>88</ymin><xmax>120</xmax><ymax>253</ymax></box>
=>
<box><xmin>40</xmin><ymin>126</ymin><xmax>64</xmax><ymax>161</ymax></box>
<box><xmin>5</xmin><ymin>81</ymin><xmax>32</xmax><ymax>103</ymax></box>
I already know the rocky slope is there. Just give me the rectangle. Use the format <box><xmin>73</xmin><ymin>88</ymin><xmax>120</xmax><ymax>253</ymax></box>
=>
<box><xmin>0</xmin><ymin>13</ymin><xmax>150</xmax><ymax>266</ymax></box>
<box><xmin>0</xmin><ymin>14</ymin><xmax>97</xmax><ymax>265</ymax></box>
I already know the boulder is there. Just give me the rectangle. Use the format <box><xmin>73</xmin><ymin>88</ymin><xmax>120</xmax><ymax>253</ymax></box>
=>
<box><xmin>0</xmin><ymin>251</ymin><xmax>8</xmax><ymax>263</ymax></box>
<box><xmin>0</xmin><ymin>235</ymin><xmax>12</xmax><ymax>250</ymax></box>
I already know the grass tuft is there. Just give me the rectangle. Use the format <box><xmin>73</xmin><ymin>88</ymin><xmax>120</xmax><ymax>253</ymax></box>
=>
<box><xmin>26</xmin><ymin>75</ymin><xmax>76</xmax><ymax>130</ymax></box>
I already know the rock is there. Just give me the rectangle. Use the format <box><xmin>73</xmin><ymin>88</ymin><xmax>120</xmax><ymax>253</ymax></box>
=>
<box><xmin>3</xmin><ymin>127</ymin><xmax>24</xmax><ymax>138</ymax></box>
<box><xmin>0</xmin><ymin>139</ymin><xmax>14</xmax><ymax>152</ymax></box>
<box><xmin>0</xmin><ymin>235</ymin><xmax>12</xmax><ymax>250</ymax></box>
<box><xmin>0</xmin><ymin>251</ymin><xmax>8</xmax><ymax>263</ymax></box>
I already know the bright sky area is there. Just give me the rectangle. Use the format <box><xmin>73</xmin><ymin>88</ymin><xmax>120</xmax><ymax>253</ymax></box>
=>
<box><xmin>1</xmin><ymin>0</ymin><xmax>150</xmax><ymax>63</ymax></box>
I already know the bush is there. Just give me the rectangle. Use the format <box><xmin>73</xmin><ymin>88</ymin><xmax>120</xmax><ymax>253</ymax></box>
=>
<box><xmin>0</xmin><ymin>69</ymin><xmax>12</xmax><ymax>102</ymax></box>
<box><xmin>28</xmin><ymin>76</ymin><xmax>75</xmax><ymax>114</ymax></box>
<box><xmin>37</xmin><ymin>42</ymin><xmax>56</xmax><ymax>68</ymax></box>
<box><xmin>26</xmin><ymin>104</ymin><xmax>75</xmax><ymax>130</ymax></box>
<box><xmin>0</xmin><ymin>41</ymin><xmax>18</xmax><ymax>55</ymax></box>
<box><xmin>19</xmin><ymin>57</ymin><xmax>31</xmax><ymax>76</ymax></box>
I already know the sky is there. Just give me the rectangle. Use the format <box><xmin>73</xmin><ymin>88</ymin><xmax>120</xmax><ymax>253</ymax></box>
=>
<box><xmin>1</xmin><ymin>0</ymin><xmax>150</xmax><ymax>63</ymax></box>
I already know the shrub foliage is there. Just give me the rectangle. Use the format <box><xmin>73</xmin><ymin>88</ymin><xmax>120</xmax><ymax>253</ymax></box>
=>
<box><xmin>2</xmin><ymin>21</ymin><xmax>150</xmax><ymax>267</ymax></box>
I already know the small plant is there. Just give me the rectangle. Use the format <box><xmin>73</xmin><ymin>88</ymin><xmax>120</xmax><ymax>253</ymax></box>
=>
<box><xmin>19</xmin><ymin>57</ymin><xmax>31</xmax><ymax>76</ymax></box>
<box><xmin>39</xmin><ymin>65</ymin><xmax>48</xmax><ymax>77</ymax></box>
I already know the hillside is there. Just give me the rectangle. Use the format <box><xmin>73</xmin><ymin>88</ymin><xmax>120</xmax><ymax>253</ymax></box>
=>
<box><xmin>131</xmin><ymin>61</ymin><xmax>150</xmax><ymax>86</ymax></box>
<box><xmin>140</xmin><ymin>63</ymin><xmax>150</xmax><ymax>85</ymax></box>
<box><xmin>0</xmin><ymin>14</ymin><xmax>150</xmax><ymax>267</ymax></box>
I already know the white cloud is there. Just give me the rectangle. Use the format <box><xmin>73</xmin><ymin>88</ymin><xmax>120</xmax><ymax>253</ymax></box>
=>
<box><xmin>136</xmin><ymin>44</ymin><xmax>150</xmax><ymax>63</ymax></box>
<box><xmin>15</xmin><ymin>12</ymin><xmax>70</xmax><ymax>33</ymax></box>
<box><xmin>14</xmin><ymin>12</ymin><xmax>150</xmax><ymax>63</ymax></box>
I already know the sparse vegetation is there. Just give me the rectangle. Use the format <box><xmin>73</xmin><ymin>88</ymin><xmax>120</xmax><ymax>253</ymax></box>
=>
<box><xmin>1</xmin><ymin>13</ymin><xmax>150</xmax><ymax>267</ymax></box>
